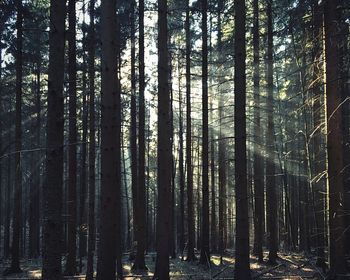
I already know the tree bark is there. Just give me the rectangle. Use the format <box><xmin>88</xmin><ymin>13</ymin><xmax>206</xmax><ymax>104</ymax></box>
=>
<box><xmin>66</xmin><ymin>0</ymin><xmax>78</xmax><ymax>274</ymax></box>
<box><xmin>79</xmin><ymin>2</ymin><xmax>88</xmax><ymax>268</ymax></box>
<box><xmin>9</xmin><ymin>0</ymin><xmax>23</xmax><ymax>273</ymax></box>
<box><xmin>153</xmin><ymin>0</ymin><xmax>171</xmax><ymax>278</ymax></box>
<box><xmin>85</xmin><ymin>0</ymin><xmax>96</xmax><ymax>279</ymax></box>
<box><xmin>199</xmin><ymin>0</ymin><xmax>210</xmax><ymax>266</ymax></box>
<box><xmin>233</xmin><ymin>0</ymin><xmax>251</xmax><ymax>278</ymax></box>
<box><xmin>96</xmin><ymin>0</ymin><xmax>122</xmax><ymax>278</ymax></box>
<box><xmin>266</xmin><ymin>0</ymin><xmax>278</xmax><ymax>265</ymax></box>
<box><xmin>42</xmin><ymin>0</ymin><xmax>66</xmax><ymax>278</ymax></box>
<box><xmin>185</xmin><ymin>0</ymin><xmax>196</xmax><ymax>262</ymax></box>
<box><xmin>252</xmin><ymin>0</ymin><xmax>264</xmax><ymax>263</ymax></box>
<box><xmin>324</xmin><ymin>0</ymin><xmax>347</xmax><ymax>276</ymax></box>
<box><xmin>130</xmin><ymin>0</ymin><xmax>139</xmax><ymax>263</ymax></box>
<box><xmin>133</xmin><ymin>0</ymin><xmax>148</xmax><ymax>269</ymax></box>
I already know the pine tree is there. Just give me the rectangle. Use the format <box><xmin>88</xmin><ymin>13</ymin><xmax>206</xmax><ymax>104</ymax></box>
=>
<box><xmin>66</xmin><ymin>0</ymin><xmax>78</xmax><ymax>274</ymax></box>
<box><xmin>8</xmin><ymin>0</ymin><xmax>23</xmax><ymax>274</ymax></box>
<box><xmin>199</xmin><ymin>0</ymin><xmax>210</xmax><ymax>266</ymax></box>
<box><xmin>154</xmin><ymin>0</ymin><xmax>171</xmax><ymax>278</ymax></box>
<box><xmin>96</xmin><ymin>0</ymin><xmax>122</xmax><ymax>278</ymax></box>
<box><xmin>42</xmin><ymin>0</ymin><xmax>66</xmax><ymax>278</ymax></box>
<box><xmin>233</xmin><ymin>0</ymin><xmax>251</xmax><ymax>278</ymax></box>
<box><xmin>324</xmin><ymin>0</ymin><xmax>347</xmax><ymax>276</ymax></box>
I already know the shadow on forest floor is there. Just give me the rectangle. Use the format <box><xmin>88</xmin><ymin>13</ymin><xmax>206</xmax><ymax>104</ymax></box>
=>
<box><xmin>0</xmin><ymin>251</ymin><xmax>324</xmax><ymax>279</ymax></box>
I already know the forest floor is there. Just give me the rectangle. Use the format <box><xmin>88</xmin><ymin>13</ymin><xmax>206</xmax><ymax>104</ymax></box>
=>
<box><xmin>0</xmin><ymin>251</ymin><xmax>325</xmax><ymax>279</ymax></box>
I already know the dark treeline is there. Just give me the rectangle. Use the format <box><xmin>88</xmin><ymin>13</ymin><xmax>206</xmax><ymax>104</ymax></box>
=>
<box><xmin>0</xmin><ymin>0</ymin><xmax>349</xmax><ymax>279</ymax></box>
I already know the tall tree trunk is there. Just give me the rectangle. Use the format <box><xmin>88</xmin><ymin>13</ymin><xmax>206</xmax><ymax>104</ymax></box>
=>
<box><xmin>42</xmin><ymin>0</ymin><xmax>66</xmax><ymax>278</ymax></box>
<box><xmin>0</xmin><ymin>30</ymin><xmax>2</xmax><ymax>260</ymax></box>
<box><xmin>4</xmin><ymin>117</ymin><xmax>12</xmax><ymax>259</ymax></box>
<box><xmin>66</xmin><ymin>0</ymin><xmax>78</xmax><ymax>274</ymax></box>
<box><xmin>185</xmin><ymin>0</ymin><xmax>195</xmax><ymax>262</ymax></box>
<box><xmin>8</xmin><ymin>0</ymin><xmax>23</xmax><ymax>273</ymax></box>
<box><xmin>169</xmin><ymin>60</ymin><xmax>176</xmax><ymax>259</ymax></box>
<box><xmin>153</xmin><ymin>0</ymin><xmax>171</xmax><ymax>278</ymax></box>
<box><xmin>217</xmin><ymin>0</ymin><xmax>226</xmax><ymax>263</ymax></box>
<box><xmin>79</xmin><ymin>2</ymin><xmax>88</xmax><ymax>269</ymax></box>
<box><xmin>311</xmin><ymin>0</ymin><xmax>326</xmax><ymax>266</ymax></box>
<box><xmin>252</xmin><ymin>0</ymin><xmax>264</xmax><ymax>263</ymax></box>
<box><xmin>178</xmin><ymin>58</ymin><xmax>185</xmax><ymax>257</ymax></box>
<box><xmin>324</xmin><ymin>0</ymin><xmax>347</xmax><ymax>276</ymax></box>
<box><xmin>210</xmin><ymin>108</ymin><xmax>217</xmax><ymax>255</ymax></box>
<box><xmin>133</xmin><ymin>0</ymin><xmax>147</xmax><ymax>270</ymax></box>
<box><xmin>340</xmin><ymin>9</ymin><xmax>350</xmax><ymax>262</ymax></box>
<box><xmin>85</xmin><ymin>1</ymin><xmax>96</xmax><ymax>279</ymax></box>
<box><xmin>29</xmin><ymin>53</ymin><xmax>41</xmax><ymax>259</ymax></box>
<box><xmin>130</xmin><ymin>0</ymin><xmax>139</xmax><ymax>263</ymax></box>
<box><xmin>96</xmin><ymin>0</ymin><xmax>122</xmax><ymax>278</ymax></box>
<box><xmin>266</xmin><ymin>0</ymin><xmax>278</xmax><ymax>265</ymax></box>
<box><xmin>199</xmin><ymin>0</ymin><xmax>210</xmax><ymax>266</ymax></box>
<box><xmin>233</xmin><ymin>0</ymin><xmax>251</xmax><ymax>278</ymax></box>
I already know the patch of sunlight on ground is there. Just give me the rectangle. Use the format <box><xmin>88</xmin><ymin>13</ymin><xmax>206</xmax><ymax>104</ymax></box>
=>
<box><xmin>28</xmin><ymin>269</ymin><xmax>41</xmax><ymax>278</ymax></box>
<box><xmin>250</xmin><ymin>262</ymin><xmax>263</xmax><ymax>270</ymax></box>
<box><xmin>301</xmin><ymin>267</ymin><xmax>314</xmax><ymax>272</ymax></box>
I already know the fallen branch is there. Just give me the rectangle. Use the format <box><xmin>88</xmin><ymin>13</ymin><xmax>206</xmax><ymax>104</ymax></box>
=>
<box><xmin>279</xmin><ymin>256</ymin><xmax>309</xmax><ymax>269</ymax></box>
<box><xmin>252</xmin><ymin>263</ymin><xmax>285</xmax><ymax>279</ymax></box>
<box><xmin>212</xmin><ymin>266</ymin><xmax>231</xmax><ymax>279</ymax></box>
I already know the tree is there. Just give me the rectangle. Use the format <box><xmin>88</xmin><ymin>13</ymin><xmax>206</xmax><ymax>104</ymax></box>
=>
<box><xmin>311</xmin><ymin>0</ymin><xmax>326</xmax><ymax>267</ymax></box>
<box><xmin>185</xmin><ymin>0</ymin><xmax>196</xmax><ymax>262</ymax></box>
<box><xmin>178</xmin><ymin>64</ymin><xmax>185</xmax><ymax>256</ymax></box>
<box><xmin>233</xmin><ymin>0</ymin><xmax>251</xmax><ymax>278</ymax></box>
<box><xmin>66</xmin><ymin>0</ymin><xmax>78</xmax><ymax>274</ymax></box>
<box><xmin>42</xmin><ymin>0</ymin><xmax>66</xmax><ymax>278</ymax></box>
<box><xmin>130</xmin><ymin>0</ymin><xmax>139</xmax><ymax>262</ymax></box>
<box><xmin>217</xmin><ymin>0</ymin><xmax>227</xmax><ymax>263</ymax></box>
<box><xmin>86</xmin><ymin>0</ymin><xmax>96</xmax><ymax>279</ymax></box>
<box><xmin>0</xmin><ymin>24</ymin><xmax>2</xmax><ymax>261</ymax></box>
<box><xmin>96</xmin><ymin>0</ymin><xmax>122</xmax><ymax>278</ymax></box>
<box><xmin>324</xmin><ymin>0</ymin><xmax>347</xmax><ymax>276</ymax></box>
<box><xmin>8</xmin><ymin>0</ymin><xmax>23</xmax><ymax>274</ymax></box>
<box><xmin>153</xmin><ymin>0</ymin><xmax>171</xmax><ymax>278</ymax></box>
<box><xmin>199</xmin><ymin>0</ymin><xmax>210</xmax><ymax>266</ymax></box>
<box><xmin>132</xmin><ymin>0</ymin><xmax>147</xmax><ymax>270</ymax></box>
<box><xmin>252</xmin><ymin>0</ymin><xmax>264</xmax><ymax>263</ymax></box>
<box><xmin>266</xmin><ymin>0</ymin><xmax>278</xmax><ymax>265</ymax></box>
<box><xmin>79</xmin><ymin>1</ymin><xmax>88</xmax><ymax>267</ymax></box>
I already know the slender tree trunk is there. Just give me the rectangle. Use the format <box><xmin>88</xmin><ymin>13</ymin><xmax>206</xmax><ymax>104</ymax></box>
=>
<box><xmin>339</xmin><ymin>10</ymin><xmax>350</xmax><ymax>262</ymax></box>
<box><xmin>252</xmin><ymin>0</ymin><xmax>264</xmax><ymax>263</ymax></box>
<box><xmin>210</xmin><ymin>112</ymin><xmax>217</xmax><ymax>254</ymax></box>
<box><xmin>324</xmin><ymin>0</ymin><xmax>347</xmax><ymax>276</ymax></box>
<box><xmin>130</xmin><ymin>0</ymin><xmax>139</xmax><ymax>263</ymax></box>
<box><xmin>0</xmin><ymin>31</ymin><xmax>2</xmax><ymax>260</ymax></box>
<box><xmin>8</xmin><ymin>0</ymin><xmax>23</xmax><ymax>273</ymax></box>
<box><xmin>96</xmin><ymin>0</ymin><xmax>122</xmax><ymax>278</ymax></box>
<box><xmin>66</xmin><ymin>0</ymin><xmax>78</xmax><ymax>274</ymax></box>
<box><xmin>134</xmin><ymin>0</ymin><xmax>147</xmax><ymax>269</ymax></box>
<box><xmin>4</xmin><ymin>119</ymin><xmax>12</xmax><ymax>259</ymax></box>
<box><xmin>185</xmin><ymin>0</ymin><xmax>195</xmax><ymax>262</ymax></box>
<box><xmin>85</xmin><ymin>2</ymin><xmax>96</xmax><ymax>277</ymax></box>
<box><xmin>199</xmin><ymin>0</ymin><xmax>210</xmax><ymax>266</ymax></box>
<box><xmin>217</xmin><ymin>0</ymin><xmax>226</xmax><ymax>262</ymax></box>
<box><xmin>79</xmin><ymin>2</ymin><xmax>88</xmax><ymax>269</ymax></box>
<box><xmin>169</xmin><ymin>62</ymin><xmax>177</xmax><ymax>259</ymax></box>
<box><xmin>29</xmin><ymin>55</ymin><xmax>41</xmax><ymax>259</ymax></box>
<box><xmin>178</xmin><ymin>62</ymin><xmax>185</xmax><ymax>257</ymax></box>
<box><xmin>266</xmin><ymin>0</ymin><xmax>278</xmax><ymax>265</ymax></box>
<box><xmin>153</xmin><ymin>0</ymin><xmax>171</xmax><ymax>278</ymax></box>
<box><xmin>42</xmin><ymin>0</ymin><xmax>66</xmax><ymax>278</ymax></box>
<box><xmin>234</xmin><ymin>0</ymin><xmax>251</xmax><ymax>278</ymax></box>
